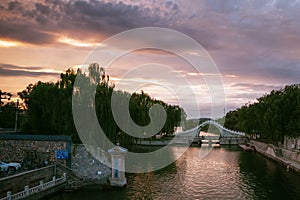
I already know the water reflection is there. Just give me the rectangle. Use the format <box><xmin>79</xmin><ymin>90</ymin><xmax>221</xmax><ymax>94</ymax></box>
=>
<box><xmin>51</xmin><ymin>146</ymin><xmax>300</xmax><ymax>200</ymax></box>
<box><xmin>239</xmin><ymin>152</ymin><xmax>300</xmax><ymax>200</ymax></box>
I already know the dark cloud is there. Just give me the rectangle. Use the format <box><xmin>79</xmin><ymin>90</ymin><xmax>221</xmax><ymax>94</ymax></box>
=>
<box><xmin>0</xmin><ymin>0</ymin><xmax>181</xmax><ymax>44</ymax></box>
<box><xmin>216</xmin><ymin>47</ymin><xmax>300</xmax><ymax>84</ymax></box>
<box><xmin>35</xmin><ymin>2</ymin><xmax>51</xmax><ymax>15</ymax></box>
<box><xmin>165</xmin><ymin>1</ymin><xmax>179</xmax><ymax>11</ymax></box>
<box><xmin>8</xmin><ymin>1</ymin><xmax>21</xmax><ymax>11</ymax></box>
<box><xmin>230</xmin><ymin>83</ymin><xmax>283</xmax><ymax>92</ymax></box>
<box><xmin>0</xmin><ymin>63</ymin><xmax>59</xmax><ymax>77</ymax></box>
<box><xmin>0</xmin><ymin>63</ymin><xmax>44</xmax><ymax>70</ymax></box>
<box><xmin>204</xmin><ymin>0</ymin><xmax>244</xmax><ymax>13</ymax></box>
<box><xmin>0</xmin><ymin>20</ymin><xmax>55</xmax><ymax>44</ymax></box>
<box><xmin>1</xmin><ymin>0</ymin><xmax>300</xmax><ymax>116</ymax></box>
<box><xmin>71</xmin><ymin>1</ymin><xmax>143</xmax><ymax>30</ymax></box>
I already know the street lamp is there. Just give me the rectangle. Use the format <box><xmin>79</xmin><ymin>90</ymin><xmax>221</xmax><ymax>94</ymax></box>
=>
<box><xmin>14</xmin><ymin>99</ymin><xmax>19</xmax><ymax>133</ymax></box>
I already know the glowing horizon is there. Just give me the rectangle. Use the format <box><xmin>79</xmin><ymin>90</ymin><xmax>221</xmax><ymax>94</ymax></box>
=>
<box><xmin>1</xmin><ymin>0</ymin><xmax>299</xmax><ymax>118</ymax></box>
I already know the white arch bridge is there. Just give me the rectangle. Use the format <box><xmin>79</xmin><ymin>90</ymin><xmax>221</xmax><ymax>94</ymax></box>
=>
<box><xmin>175</xmin><ymin>120</ymin><xmax>248</xmax><ymax>145</ymax></box>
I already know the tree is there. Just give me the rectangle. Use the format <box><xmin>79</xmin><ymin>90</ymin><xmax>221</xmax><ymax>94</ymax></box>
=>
<box><xmin>225</xmin><ymin>84</ymin><xmax>300</xmax><ymax>143</ymax></box>
<box><xmin>0</xmin><ymin>101</ymin><xmax>17</xmax><ymax>128</ymax></box>
<box><xmin>19</xmin><ymin>64</ymin><xmax>185</xmax><ymax>149</ymax></box>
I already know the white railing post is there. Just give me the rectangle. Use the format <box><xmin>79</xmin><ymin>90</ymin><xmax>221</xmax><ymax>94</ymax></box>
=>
<box><xmin>24</xmin><ymin>185</ymin><xmax>29</xmax><ymax>197</ymax></box>
<box><xmin>63</xmin><ymin>173</ymin><xmax>67</xmax><ymax>181</ymax></box>
<box><xmin>40</xmin><ymin>180</ymin><xmax>44</xmax><ymax>190</ymax></box>
<box><xmin>3</xmin><ymin>175</ymin><xmax>68</xmax><ymax>200</ymax></box>
<box><xmin>6</xmin><ymin>191</ymin><xmax>11</xmax><ymax>200</ymax></box>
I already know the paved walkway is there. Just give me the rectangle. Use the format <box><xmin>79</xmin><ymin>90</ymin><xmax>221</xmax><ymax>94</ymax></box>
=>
<box><xmin>278</xmin><ymin>155</ymin><xmax>300</xmax><ymax>172</ymax></box>
<box><xmin>251</xmin><ymin>140</ymin><xmax>300</xmax><ymax>173</ymax></box>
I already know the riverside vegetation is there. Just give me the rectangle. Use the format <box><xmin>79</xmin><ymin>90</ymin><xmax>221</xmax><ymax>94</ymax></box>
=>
<box><xmin>224</xmin><ymin>84</ymin><xmax>300</xmax><ymax>143</ymax></box>
<box><xmin>1</xmin><ymin>63</ymin><xmax>185</xmax><ymax>149</ymax></box>
<box><xmin>2</xmin><ymin>64</ymin><xmax>299</xmax><ymax>147</ymax></box>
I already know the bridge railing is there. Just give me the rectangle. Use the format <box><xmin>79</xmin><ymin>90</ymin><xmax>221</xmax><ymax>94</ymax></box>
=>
<box><xmin>1</xmin><ymin>173</ymin><xmax>67</xmax><ymax>200</ymax></box>
<box><xmin>176</xmin><ymin>120</ymin><xmax>245</xmax><ymax>137</ymax></box>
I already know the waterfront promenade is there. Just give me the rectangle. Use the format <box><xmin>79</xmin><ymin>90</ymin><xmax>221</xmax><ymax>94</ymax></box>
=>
<box><xmin>251</xmin><ymin>140</ymin><xmax>300</xmax><ymax>173</ymax></box>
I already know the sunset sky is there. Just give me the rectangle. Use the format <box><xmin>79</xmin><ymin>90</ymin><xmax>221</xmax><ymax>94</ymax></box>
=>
<box><xmin>1</xmin><ymin>0</ymin><xmax>300</xmax><ymax>118</ymax></box>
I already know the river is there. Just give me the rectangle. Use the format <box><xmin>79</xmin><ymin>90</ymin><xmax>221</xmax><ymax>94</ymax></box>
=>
<box><xmin>51</xmin><ymin>146</ymin><xmax>300</xmax><ymax>200</ymax></box>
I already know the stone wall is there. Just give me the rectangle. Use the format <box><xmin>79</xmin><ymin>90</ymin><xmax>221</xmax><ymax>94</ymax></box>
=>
<box><xmin>71</xmin><ymin>144</ymin><xmax>111</xmax><ymax>185</ymax></box>
<box><xmin>251</xmin><ymin>140</ymin><xmax>300</xmax><ymax>164</ymax></box>
<box><xmin>250</xmin><ymin>140</ymin><xmax>269</xmax><ymax>151</ymax></box>
<box><xmin>0</xmin><ymin>134</ymin><xmax>72</xmax><ymax>167</ymax></box>
<box><xmin>220</xmin><ymin>137</ymin><xmax>248</xmax><ymax>145</ymax></box>
<box><xmin>0</xmin><ymin>134</ymin><xmax>112</xmax><ymax>187</ymax></box>
<box><xmin>281</xmin><ymin>148</ymin><xmax>300</xmax><ymax>164</ymax></box>
<box><xmin>0</xmin><ymin>140</ymin><xmax>66</xmax><ymax>162</ymax></box>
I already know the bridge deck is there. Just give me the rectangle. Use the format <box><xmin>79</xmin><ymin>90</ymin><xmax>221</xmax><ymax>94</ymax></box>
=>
<box><xmin>176</xmin><ymin>120</ymin><xmax>246</xmax><ymax>137</ymax></box>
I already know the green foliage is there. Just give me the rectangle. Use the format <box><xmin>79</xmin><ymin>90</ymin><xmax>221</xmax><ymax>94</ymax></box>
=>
<box><xmin>19</xmin><ymin>64</ymin><xmax>185</xmax><ymax>148</ymax></box>
<box><xmin>184</xmin><ymin>118</ymin><xmax>209</xmax><ymax>131</ymax></box>
<box><xmin>129</xmin><ymin>91</ymin><xmax>183</xmax><ymax>135</ymax></box>
<box><xmin>224</xmin><ymin>84</ymin><xmax>300</xmax><ymax>142</ymax></box>
<box><xmin>0</xmin><ymin>102</ymin><xmax>18</xmax><ymax>128</ymax></box>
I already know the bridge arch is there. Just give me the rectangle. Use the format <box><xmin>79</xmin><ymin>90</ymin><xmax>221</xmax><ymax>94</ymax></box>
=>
<box><xmin>176</xmin><ymin>120</ymin><xmax>245</xmax><ymax>138</ymax></box>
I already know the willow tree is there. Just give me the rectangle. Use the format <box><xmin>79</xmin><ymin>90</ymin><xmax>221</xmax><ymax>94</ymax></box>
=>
<box><xmin>224</xmin><ymin>84</ymin><xmax>300</xmax><ymax>143</ymax></box>
<box><xmin>19</xmin><ymin>63</ymin><xmax>185</xmax><ymax>148</ymax></box>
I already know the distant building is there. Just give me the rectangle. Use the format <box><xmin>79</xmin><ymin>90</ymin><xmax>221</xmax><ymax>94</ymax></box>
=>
<box><xmin>174</xmin><ymin>126</ymin><xmax>183</xmax><ymax>134</ymax></box>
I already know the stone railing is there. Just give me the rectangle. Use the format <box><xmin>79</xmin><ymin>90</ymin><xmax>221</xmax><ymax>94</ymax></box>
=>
<box><xmin>0</xmin><ymin>173</ymin><xmax>66</xmax><ymax>200</ymax></box>
<box><xmin>176</xmin><ymin>120</ymin><xmax>246</xmax><ymax>137</ymax></box>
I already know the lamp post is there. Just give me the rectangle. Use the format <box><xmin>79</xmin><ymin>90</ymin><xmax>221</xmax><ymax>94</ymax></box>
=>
<box><xmin>14</xmin><ymin>99</ymin><xmax>19</xmax><ymax>133</ymax></box>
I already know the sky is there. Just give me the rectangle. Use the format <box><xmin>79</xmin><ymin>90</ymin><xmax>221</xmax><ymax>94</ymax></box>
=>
<box><xmin>0</xmin><ymin>0</ymin><xmax>300</xmax><ymax>119</ymax></box>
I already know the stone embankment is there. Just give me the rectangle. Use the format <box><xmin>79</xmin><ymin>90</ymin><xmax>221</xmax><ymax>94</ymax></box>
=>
<box><xmin>70</xmin><ymin>144</ymin><xmax>111</xmax><ymax>187</ymax></box>
<box><xmin>0</xmin><ymin>134</ymin><xmax>113</xmax><ymax>192</ymax></box>
<box><xmin>250</xmin><ymin>140</ymin><xmax>300</xmax><ymax>172</ymax></box>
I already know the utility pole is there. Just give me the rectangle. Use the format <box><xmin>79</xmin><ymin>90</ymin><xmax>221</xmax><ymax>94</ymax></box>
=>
<box><xmin>14</xmin><ymin>99</ymin><xmax>19</xmax><ymax>133</ymax></box>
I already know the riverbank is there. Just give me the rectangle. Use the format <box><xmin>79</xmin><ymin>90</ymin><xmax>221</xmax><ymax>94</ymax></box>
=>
<box><xmin>0</xmin><ymin>166</ymin><xmax>67</xmax><ymax>200</ymax></box>
<box><xmin>49</xmin><ymin>146</ymin><xmax>300</xmax><ymax>199</ymax></box>
<box><xmin>250</xmin><ymin>140</ymin><xmax>300</xmax><ymax>173</ymax></box>
<box><xmin>239</xmin><ymin>144</ymin><xmax>255</xmax><ymax>152</ymax></box>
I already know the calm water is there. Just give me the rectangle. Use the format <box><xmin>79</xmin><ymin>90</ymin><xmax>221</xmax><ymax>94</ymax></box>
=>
<box><xmin>52</xmin><ymin>146</ymin><xmax>300</xmax><ymax>200</ymax></box>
